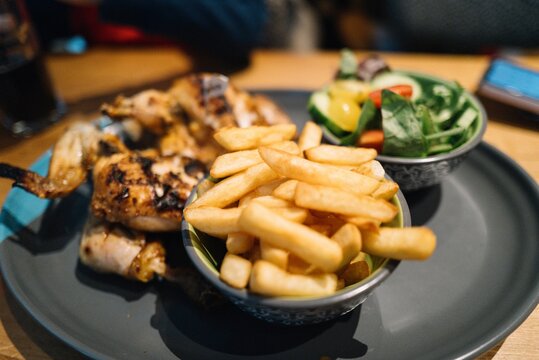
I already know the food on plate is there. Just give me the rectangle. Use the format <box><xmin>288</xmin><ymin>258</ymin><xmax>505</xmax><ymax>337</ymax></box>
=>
<box><xmin>297</xmin><ymin>120</ymin><xmax>323</xmax><ymax>152</ymax></box>
<box><xmin>213</xmin><ymin>124</ymin><xmax>296</xmax><ymax>151</ymax></box>
<box><xmin>309</xmin><ymin>49</ymin><xmax>480</xmax><ymax>157</ymax></box>
<box><xmin>184</xmin><ymin>123</ymin><xmax>437</xmax><ymax>297</ymax></box>
<box><xmin>0</xmin><ymin>73</ymin><xmax>291</xmax><ymax>286</ymax></box>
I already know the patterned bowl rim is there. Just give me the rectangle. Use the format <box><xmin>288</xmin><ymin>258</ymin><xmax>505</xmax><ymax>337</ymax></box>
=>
<box><xmin>322</xmin><ymin>70</ymin><xmax>488</xmax><ymax>165</ymax></box>
<box><xmin>181</xmin><ymin>183</ymin><xmax>410</xmax><ymax>309</ymax></box>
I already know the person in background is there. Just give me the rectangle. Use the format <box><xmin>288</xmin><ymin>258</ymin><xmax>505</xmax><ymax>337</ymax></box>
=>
<box><xmin>25</xmin><ymin>0</ymin><xmax>318</xmax><ymax>71</ymax></box>
<box><xmin>308</xmin><ymin>0</ymin><xmax>539</xmax><ymax>53</ymax></box>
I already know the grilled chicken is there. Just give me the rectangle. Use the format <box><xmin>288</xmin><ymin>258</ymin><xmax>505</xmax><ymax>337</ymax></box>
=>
<box><xmin>81</xmin><ymin>216</ymin><xmax>224</xmax><ymax>308</ymax></box>
<box><xmin>80</xmin><ymin>215</ymin><xmax>166</xmax><ymax>282</ymax></box>
<box><xmin>0</xmin><ymin>123</ymin><xmax>126</xmax><ymax>198</ymax></box>
<box><xmin>0</xmin><ymin>72</ymin><xmax>291</xmax><ymax>284</ymax></box>
<box><xmin>103</xmin><ymin>73</ymin><xmax>291</xmax><ymax>147</ymax></box>
<box><xmin>91</xmin><ymin>152</ymin><xmax>205</xmax><ymax>232</ymax></box>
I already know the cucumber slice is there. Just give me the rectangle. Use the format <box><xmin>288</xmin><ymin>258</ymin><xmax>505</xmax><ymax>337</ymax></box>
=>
<box><xmin>428</xmin><ymin>143</ymin><xmax>453</xmax><ymax>155</ymax></box>
<box><xmin>455</xmin><ymin>107</ymin><xmax>477</xmax><ymax>129</ymax></box>
<box><xmin>308</xmin><ymin>91</ymin><xmax>350</xmax><ymax>137</ymax></box>
<box><xmin>371</xmin><ymin>72</ymin><xmax>422</xmax><ymax>101</ymax></box>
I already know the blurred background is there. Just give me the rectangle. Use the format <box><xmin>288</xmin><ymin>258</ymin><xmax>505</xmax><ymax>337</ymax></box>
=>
<box><xmin>27</xmin><ymin>0</ymin><xmax>539</xmax><ymax>61</ymax></box>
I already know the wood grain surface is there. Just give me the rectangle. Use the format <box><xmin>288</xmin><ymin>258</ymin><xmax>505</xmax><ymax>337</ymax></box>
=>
<box><xmin>0</xmin><ymin>47</ymin><xmax>537</xmax><ymax>359</ymax></box>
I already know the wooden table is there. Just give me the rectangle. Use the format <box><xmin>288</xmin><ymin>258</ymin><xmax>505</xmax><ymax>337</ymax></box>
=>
<box><xmin>0</xmin><ymin>48</ymin><xmax>537</xmax><ymax>359</ymax></box>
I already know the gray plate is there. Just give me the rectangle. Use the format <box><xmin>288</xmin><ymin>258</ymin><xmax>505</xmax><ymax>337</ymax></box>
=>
<box><xmin>1</xmin><ymin>90</ymin><xmax>538</xmax><ymax>360</ymax></box>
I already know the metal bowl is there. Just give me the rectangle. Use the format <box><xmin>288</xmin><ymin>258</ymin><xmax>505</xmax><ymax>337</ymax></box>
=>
<box><xmin>322</xmin><ymin>72</ymin><xmax>488</xmax><ymax>191</ymax></box>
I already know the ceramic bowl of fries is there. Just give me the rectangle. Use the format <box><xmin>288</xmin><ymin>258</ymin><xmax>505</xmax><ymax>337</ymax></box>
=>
<box><xmin>182</xmin><ymin>123</ymin><xmax>436</xmax><ymax>325</ymax></box>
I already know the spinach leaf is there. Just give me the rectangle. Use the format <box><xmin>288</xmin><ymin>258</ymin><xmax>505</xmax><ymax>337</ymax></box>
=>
<box><xmin>336</xmin><ymin>49</ymin><xmax>358</xmax><ymax>80</ymax></box>
<box><xmin>381</xmin><ymin>90</ymin><xmax>428</xmax><ymax>157</ymax></box>
<box><xmin>340</xmin><ymin>99</ymin><xmax>379</xmax><ymax>145</ymax></box>
<box><xmin>415</xmin><ymin>104</ymin><xmax>437</xmax><ymax>136</ymax></box>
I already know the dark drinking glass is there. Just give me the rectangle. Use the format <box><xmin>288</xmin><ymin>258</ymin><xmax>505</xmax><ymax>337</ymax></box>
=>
<box><xmin>0</xmin><ymin>0</ymin><xmax>64</xmax><ymax>137</ymax></box>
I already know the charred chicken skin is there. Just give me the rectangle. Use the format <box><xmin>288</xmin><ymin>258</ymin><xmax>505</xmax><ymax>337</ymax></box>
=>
<box><xmin>91</xmin><ymin>152</ymin><xmax>205</xmax><ymax>232</ymax></box>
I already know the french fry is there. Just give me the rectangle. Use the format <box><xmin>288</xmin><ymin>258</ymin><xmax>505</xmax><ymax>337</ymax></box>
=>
<box><xmin>305</xmin><ymin>145</ymin><xmax>377</xmax><ymax>166</ymax></box>
<box><xmin>350</xmin><ymin>251</ymin><xmax>368</xmax><ymax>263</ymax></box>
<box><xmin>309</xmin><ymin>224</ymin><xmax>334</xmax><ymax>237</ymax></box>
<box><xmin>341</xmin><ymin>215</ymin><xmax>381</xmax><ymax>232</ymax></box>
<box><xmin>250</xmin><ymin>195</ymin><xmax>293</xmax><ymax>208</ymax></box>
<box><xmin>272</xmin><ymin>179</ymin><xmax>298</xmax><ymax>201</ymax></box>
<box><xmin>238</xmin><ymin>191</ymin><xmax>258</xmax><ymax>206</ymax></box>
<box><xmin>295</xmin><ymin>182</ymin><xmax>398</xmax><ymax>222</ymax></box>
<box><xmin>253</xmin><ymin>178</ymin><xmax>287</xmax><ymax>196</ymax></box>
<box><xmin>259</xmin><ymin>147</ymin><xmax>380</xmax><ymax>196</ymax></box>
<box><xmin>248</xmin><ymin>243</ymin><xmax>262</xmax><ymax>262</ymax></box>
<box><xmin>352</xmin><ymin>160</ymin><xmax>385</xmax><ymax>180</ymax></box>
<box><xmin>238</xmin><ymin>203</ymin><xmax>343</xmax><ymax>272</ymax></box>
<box><xmin>210</xmin><ymin>141</ymin><xmax>300</xmax><ymax>179</ymax></box>
<box><xmin>331</xmin><ymin>223</ymin><xmax>362</xmax><ymax>269</ymax></box>
<box><xmin>250</xmin><ymin>260</ymin><xmax>337</xmax><ymax>296</ymax></box>
<box><xmin>361</xmin><ymin>227</ymin><xmax>436</xmax><ymax>260</ymax></box>
<box><xmin>298</xmin><ymin>121</ymin><xmax>323</xmax><ymax>152</ymax></box>
<box><xmin>213</xmin><ymin>124</ymin><xmax>296</xmax><ymax>151</ymax></box>
<box><xmin>220</xmin><ymin>253</ymin><xmax>252</xmax><ymax>289</ymax></box>
<box><xmin>243</xmin><ymin>195</ymin><xmax>308</xmax><ymax>224</ymax></box>
<box><xmin>341</xmin><ymin>260</ymin><xmax>370</xmax><ymax>286</ymax></box>
<box><xmin>277</xmin><ymin>207</ymin><xmax>309</xmax><ymax>223</ymax></box>
<box><xmin>336</xmin><ymin>278</ymin><xmax>345</xmax><ymax>290</ymax></box>
<box><xmin>189</xmin><ymin>162</ymin><xmax>279</xmax><ymax>208</ymax></box>
<box><xmin>226</xmin><ymin>232</ymin><xmax>255</xmax><ymax>254</ymax></box>
<box><xmin>287</xmin><ymin>254</ymin><xmax>318</xmax><ymax>275</ymax></box>
<box><xmin>260</xmin><ymin>241</ymin><xmax>289</xmax><ymax>269</ymax></box>
<box><xmin>372</xmin><ymin>179</ymin><xmax>399</xmax><ymax>200</ymax></box>
<box><xmin>183</xmin><ymin>207</ymin><xmax>242</xmax><ymax>238</ymax></box>
<box><xmin>196</xmin><ymin>178</ymin><xmax>215</xmax><ymax>197</ymax></box>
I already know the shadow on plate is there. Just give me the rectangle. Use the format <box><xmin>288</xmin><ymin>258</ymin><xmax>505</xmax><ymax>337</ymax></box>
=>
<box><xmin>3</xmin><ymin>191</ymin><xmax>89</xmax><ymax>254</ymax></box>
<box><xmin>152</xmin><ymin>282</ymin><xmax>367</xmax><ymax>359</ymax></box>
<box><xmin>75</xmin><ymin>261</ymin><xmax>152</xmax><ymax>302</ymax></box>
<box><xmin>403</xmin><ymin>185</ymin><xmax>442</xmax><ymax>226</ymax></box>
<box><xmin>2</xmin><ymin>281</ymin><xmax>86</xmax><ymax>360</ymax></box>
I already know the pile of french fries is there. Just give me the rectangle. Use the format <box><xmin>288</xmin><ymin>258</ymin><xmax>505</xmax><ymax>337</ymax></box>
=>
<box><xmin>184</xmin><ymin>122</ymin><xmax>436</xmax><ymax>297</ymax></box>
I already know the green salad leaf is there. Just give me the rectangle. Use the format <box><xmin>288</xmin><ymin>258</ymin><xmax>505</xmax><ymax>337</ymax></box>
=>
<box><xmin>336</xmin><ymin>48</ymin><xmax>358</xmax><ymax>80</ymax></box>
<box><xmin>381</xmin><ymin>90</ymin><xmax>428</xmax><ymax>157</ymax></box>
